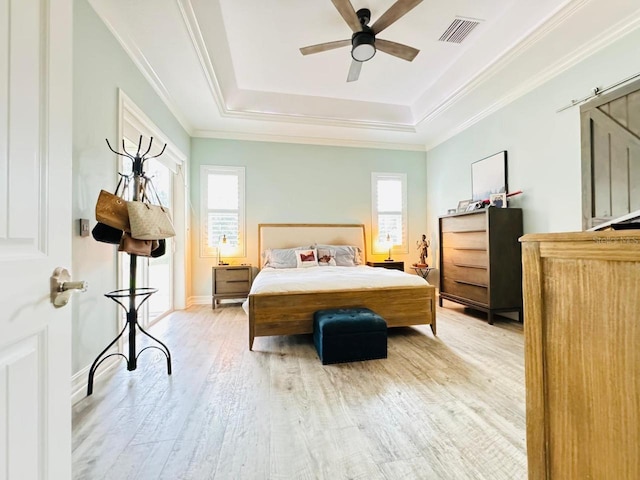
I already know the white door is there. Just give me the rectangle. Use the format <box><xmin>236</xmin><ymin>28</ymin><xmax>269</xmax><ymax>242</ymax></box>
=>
<box><xmin>0</xmin><ymin>0</ymin><xmax>72</xmax><ymax>479</ymax></box>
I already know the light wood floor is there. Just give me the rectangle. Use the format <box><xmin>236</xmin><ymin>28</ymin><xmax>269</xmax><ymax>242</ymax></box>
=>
<box><xmin>72</xmin><ymin>302</ymin><xmax>526</xmax><ymax>480</ymax></box>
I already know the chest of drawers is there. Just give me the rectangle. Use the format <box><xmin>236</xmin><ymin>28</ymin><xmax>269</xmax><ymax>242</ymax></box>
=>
<box><xmin>438</xmin><ymin>208</ymin><xmax>523</xmax><ymax>323</ymax></box>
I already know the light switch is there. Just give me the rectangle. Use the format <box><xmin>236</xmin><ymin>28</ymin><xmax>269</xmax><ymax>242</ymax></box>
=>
<box><xmin>79</xmin><ymin>219</ymin><xmax>90</xmax><ymax>237</ymax></box>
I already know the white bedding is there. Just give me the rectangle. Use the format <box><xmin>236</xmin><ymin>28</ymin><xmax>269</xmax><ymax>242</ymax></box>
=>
<box><xmin>242</xmin><ymin>265</ymin><xmax>427</xmax><ymax>313</ymax></box>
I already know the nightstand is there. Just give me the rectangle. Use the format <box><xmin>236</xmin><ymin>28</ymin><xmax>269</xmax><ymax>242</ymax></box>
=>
<box><xmin>366</xmin><ymin>261</ymin><xmax>405</xmax><ymax>271</ymax></box>
<box><xmin>212</xmin><ymin>265</ymin><xmax>252</xmax><ymax>309</ymax></box>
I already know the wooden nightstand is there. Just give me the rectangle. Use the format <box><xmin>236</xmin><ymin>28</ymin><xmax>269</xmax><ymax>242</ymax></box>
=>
<box><xmin>212</xmin><ymin>265</ymin><xmax>252</xmax><ymax>309</ymax></box>
<box><xmin>366</xmin><ymin>261</ymin><xmax>404</xmax><ymax>271</ymax></box>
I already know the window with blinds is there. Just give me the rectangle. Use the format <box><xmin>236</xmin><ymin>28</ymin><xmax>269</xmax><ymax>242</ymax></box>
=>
<box><xmin>201</xmin><ymin>166</ymin><xmax>245</xmax><ymax>257</ymax></box>
<box><xmin>371</xmin><ymin>172</ymin><xmax>407</xmax><ymax>253</ymax></box>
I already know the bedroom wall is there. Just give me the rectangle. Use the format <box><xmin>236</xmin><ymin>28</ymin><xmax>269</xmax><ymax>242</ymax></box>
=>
<box><xmin>189</xmin><ymin>138</ymin><xmax>428</xmax><ymax>301</ymax></box>
<box><xmin>72</xmin><ymin>0</ymin><xmax>190</xmax><ymax>375</ymax></box>
<box><xmin>426</xmin><ymin>27</ymin><xmax>640</xmax><ymax>255</ymax></box>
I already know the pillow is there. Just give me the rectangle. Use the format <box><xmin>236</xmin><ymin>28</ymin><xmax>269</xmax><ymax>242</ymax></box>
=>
<box><xmin>314</xmin><ymin>244</ymin><xmax>362</xmax><ymax>266</ymax></box>
<box><xmin>317</xmin><ymin>248</ymin><xmax>337</xmax><ymax>266</ymax></box>
<box><xmin>263</xmin><ymin>247</ymin><xmax>308</xmax><ymax>268</ymax></box>
<box><xmin>295</xmin><ymin>249</ymin><xmax>318</xmax><ymax>268</ymax></box>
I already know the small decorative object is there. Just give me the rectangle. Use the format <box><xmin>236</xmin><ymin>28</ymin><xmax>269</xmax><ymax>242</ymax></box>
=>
<box><xmin>457</xmin><ymin>199</ymin><xmax>471</xmax><ymax>212</ymax></box>
<box><xmin>447</xmin><ymin>208</ymin><xmax>457</xmax><ymax>215</ymax></box>
<box><xmin>416</xmin><ymin>234</ymin><xmax>430</xmax><ymax>266</ymax></box>
<box><xmin>466</xmin><ymin>200</ymin><xmax>485</xmax><ymax>212</ymax></box>
<box><xmin>490</xmin><ymin>192</ymin><xmax>507</xmax><ymax>208</ymax></box>
<box><xmin>471</xmin><ymin>151</ymin><xmax>507</xmax><ymax>201</ymax></box>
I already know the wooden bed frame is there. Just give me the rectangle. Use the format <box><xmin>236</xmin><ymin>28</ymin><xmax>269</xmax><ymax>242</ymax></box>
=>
<box><xmin>248</xmin><ymin>223</ymin><xmax>436</xmax><ymax>350</ymax></box>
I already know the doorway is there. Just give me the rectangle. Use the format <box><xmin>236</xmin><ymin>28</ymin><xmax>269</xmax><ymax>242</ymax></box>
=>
<box><xmin>117</xmin><ymin>91</ymin><xmax>188</xmax><ymax>330</ymax></box>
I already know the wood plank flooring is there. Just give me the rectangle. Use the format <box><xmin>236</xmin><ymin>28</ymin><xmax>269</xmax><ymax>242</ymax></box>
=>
<box><xmin>72</xmin><ymin>302</ymin><xmax>526</xmax><ymax>479</ymax></box>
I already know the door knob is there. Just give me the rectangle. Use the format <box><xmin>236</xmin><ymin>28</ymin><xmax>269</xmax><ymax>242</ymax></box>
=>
<box><xmin>51</xmin><ymin>267</ymin><xmax>88</xmax><ymax>308</ymax></box>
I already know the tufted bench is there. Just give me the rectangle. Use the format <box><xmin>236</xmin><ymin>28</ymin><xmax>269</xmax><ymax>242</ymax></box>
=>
<box><xmin>313</xmin><ymin>307</ymin><xmax>387</xmax><ymax>365</ymax></box>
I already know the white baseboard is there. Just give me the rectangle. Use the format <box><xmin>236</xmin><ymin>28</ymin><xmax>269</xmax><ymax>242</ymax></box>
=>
<box><xmin>71</xmin><ymin>351</ymin><xmax>121</xmax><ymax>404</ymax></box>
<box><xmin>187</xmin><ymin>295</ymin><xmax>210</xmax><ymax>307</ymax></box>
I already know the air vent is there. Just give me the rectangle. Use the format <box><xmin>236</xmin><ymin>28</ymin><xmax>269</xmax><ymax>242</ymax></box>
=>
<box><xmin>438</xmin><ymin>17</ymin><xmax>481</xmax><ymax>44</ymax></box>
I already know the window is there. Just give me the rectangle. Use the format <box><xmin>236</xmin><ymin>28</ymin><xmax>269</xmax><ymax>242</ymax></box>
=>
<box><xmin>201</xmin><ymin>166</ymin><xmax>245</xmax><ymax>257</ymax></box>
<box><xmin>371</xmin><ymin>172</ymin><xmax>407</xmax><ymax>253</ymax></box>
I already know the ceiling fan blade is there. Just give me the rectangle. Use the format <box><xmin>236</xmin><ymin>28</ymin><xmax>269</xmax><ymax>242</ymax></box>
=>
<box><xmin>376</xmin><ymin>39</ymin><xmax>419</xmax><ymax>61</ymax></box>
<box><xmin>300</xmin><ymin>39</ymin><xmax>351</xmax><ymax>56</ymax></box>
<box><xmin>347</xmin><ymin>59</ymin><xmax>362</xmax><ymax>82</ymax></box>
<box><xmin>331</xmin><ymin>0</ymin><xmax>362</xmax><ymax>32</ymax></box>
<box><xmin>371</xmin><ymin>0</ymin><xmax>423</xmax><ymax>35</ymax></box>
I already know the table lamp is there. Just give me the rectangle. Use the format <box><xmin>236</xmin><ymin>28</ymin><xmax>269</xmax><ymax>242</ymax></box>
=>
<box><xmin>385</xmin><ymin>233</ymin><xmax>394</xmax><ymax>261</ymax></box>
<box><xmin>218</xmin><ymin>234</ymin><xmax>228</xmax><ymax>265</ymax></box>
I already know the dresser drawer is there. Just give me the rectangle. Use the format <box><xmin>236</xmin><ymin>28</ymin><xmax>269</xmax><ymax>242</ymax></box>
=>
<box><xmin>441</xmin><ymin>261</ymin><xmax>488</xmax><ymax>286</ymax></box>
<box><xmin>216</xmin><ymin>280</ymin><xmax>250</xmax><ymax>294</ymax></box>
<box><xmin>442</xmin><ymin>278</ymin><xmax>488</xmax><ymax>305</ymax></box>
<box><xmin>442</xmin><ymin>231</ymin><xmax>487</xmax><ymax>250</ymax></box>
<box><xmin>216</xmin><ymin>268</ymin><xmax>250</xmax><ymax>282</ymax></box>
<box><xmin>441</xmin><ymin>213</ymin><xmax>486</xmax><ymax>233</ymax></box>
<box><xmin>442</xmin><ymin>248</ymin><xmax>488</xmax><ymax>268</ymax></box>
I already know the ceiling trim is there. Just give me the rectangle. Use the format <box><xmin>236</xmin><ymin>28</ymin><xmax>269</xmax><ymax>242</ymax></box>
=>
<box><xmin>177</xmin><ymin>0</ymin><xmax>416</xmax><ymax>133</ymax></box>
<box><xmin>423</xmin><ymin>4</ymin><xmax>640</xmax><ymax>150</ymax></box>
<box><xmin>192</xmin><ymin>129</ymin><xmax>427</xmax><ymax>152</ymax></box>
<box><xmin>418</xmin><ymin>0</ymin><xmax>592</xmax><ymax>126</ymax></box>
<box><xmin>176</xmin><ymin>0</ymin><xmax>227</xmax><ymax>117</ymax></box>
<box><xmin>93</xmin><ymin>7</ymin><xmax>195</xmax><ymax>136</ymax></box>
<box><xmin>218</xmin><ymin>108</ymin><xmax>417</xmax><ymax>133</ymax></box>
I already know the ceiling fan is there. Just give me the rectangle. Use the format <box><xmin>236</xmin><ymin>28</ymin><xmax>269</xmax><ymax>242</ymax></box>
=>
<box><xmin>300</xmin><ymin>0</ymin><xmax>423</xmax><ymax>82</ymax></box>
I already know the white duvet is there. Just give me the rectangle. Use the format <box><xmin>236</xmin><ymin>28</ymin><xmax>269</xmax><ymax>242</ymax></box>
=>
<box><xmin>242</xmin><ymin>265</ymin><xmax>428</xmax><ymax>313</ymax></box>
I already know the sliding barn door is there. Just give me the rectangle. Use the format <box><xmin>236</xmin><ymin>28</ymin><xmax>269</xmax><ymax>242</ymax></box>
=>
<box><xmin>581</xmin><ymin>79</ymin><xmax>640</xmax><ymax>229</ymax></box>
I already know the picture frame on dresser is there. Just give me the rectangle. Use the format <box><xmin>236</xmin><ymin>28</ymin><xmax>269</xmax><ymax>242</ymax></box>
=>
<box><xmin>456</xmin><ymin>199</ymin><xmax>471</xmax><ymax>212</ymax></box>
<box><xmin>471</xmin><ymin>151</ymin><xmax>507</xmax><ymax>202</ymax></box>
<box><xmin>490</xmin><ymin>192</ymin><xmax>507</xmax><ymax>208</ymax></box>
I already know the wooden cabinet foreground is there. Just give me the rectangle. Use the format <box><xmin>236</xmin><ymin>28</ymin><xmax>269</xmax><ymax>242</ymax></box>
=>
<box><xmin>521</xmin><ymin>230</ymin><xmax>640</xmax><ymax>479</ymax></box>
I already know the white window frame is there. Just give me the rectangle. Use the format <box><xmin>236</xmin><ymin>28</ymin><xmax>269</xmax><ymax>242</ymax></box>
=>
<box><xmin>371</xmin><ymin>172</ymin><xmax>408</xmax><ymax>254</ymax></box>
<box><xmin>200</xmin><ymin>165</ymin><xmax>246</xmax><ymax>258</ymax></box>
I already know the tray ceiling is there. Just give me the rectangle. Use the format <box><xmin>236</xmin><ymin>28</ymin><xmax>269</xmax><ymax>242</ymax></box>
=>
<box><xmin>88</xmin><ymin>0</ymin><xmax>640</xmax><ymax>150</ymax></box>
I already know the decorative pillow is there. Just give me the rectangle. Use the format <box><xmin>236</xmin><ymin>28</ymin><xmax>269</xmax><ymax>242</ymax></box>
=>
<box><xmin>317</xmin><ymin>248</ymin><xmax>337</xmax><ymax>266</ymax></box>
<box><xmin>314</xmin><ymin>244</ymin><xmax>362</xmax><ymax>266</ymax></box>
<box><xmin>263</xmin><ymin>247</ymin><xmax>308</xmax><ymax>268</ymax></box>
<box><xmin>295</xmin><ymin>249</ymin><xmax>318</xmax><ymax>268</ymax></box>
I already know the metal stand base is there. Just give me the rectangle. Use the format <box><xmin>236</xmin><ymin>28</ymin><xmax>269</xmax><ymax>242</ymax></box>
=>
<box><xmin>87</xmin><ymin>287</ymin><xmax>172</xmax><ymax>396</ymax></box>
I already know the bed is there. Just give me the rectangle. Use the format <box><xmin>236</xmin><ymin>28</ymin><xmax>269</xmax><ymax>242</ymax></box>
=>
<box><xmin>246</xmin><ymin>224</ymin><xmax>436</xmax><ymax>350</ymax></box>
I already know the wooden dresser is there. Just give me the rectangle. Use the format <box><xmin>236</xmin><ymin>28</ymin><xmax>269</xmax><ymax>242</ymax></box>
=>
<box><xmin>439</xmin><ymin>207</ymin><xmax>523</xmax><ymax>323</ymax></box>
<box><xmin>521</xmin><ymin>231</ymin><xmax>640</xmax><ymax>479</ymax></box>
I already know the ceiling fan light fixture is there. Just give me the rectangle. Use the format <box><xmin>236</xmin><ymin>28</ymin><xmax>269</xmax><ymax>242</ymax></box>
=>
<box><xmin>351</xmin><ymin>31</ymin><xmax>376</xmax><ymax>62</ymax></box>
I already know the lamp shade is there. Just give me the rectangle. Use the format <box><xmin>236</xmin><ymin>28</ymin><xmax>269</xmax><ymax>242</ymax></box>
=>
<box><xmin>351</xmin><ymin>31</ymin><xmax>376</xmax><ymax>62</ymax></box>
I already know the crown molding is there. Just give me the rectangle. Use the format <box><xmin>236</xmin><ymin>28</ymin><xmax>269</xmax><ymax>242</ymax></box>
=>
<box><xmin>177</xmin><ymin>0</ymin><xmax>416</xmax><ymax>133</ymax></box>
<box><xmin>92</xmin><ymin>6</ymin><xmax>195</xmax><ymax>136</ymax></box>
<box><xmin>176</xmin><ymin>0</ymin><xmax>228</xmax><ymax>117</ymax></box>
<box><xmin>418</xmin><ymin>0</ymin><xmax>592</xmax><ymax>126</ymax></box>
<box><xmin>192</xmin><ymin>129</ymin><xmax>427</xmax><ymax>152</ymax></box>
<box><xmin>424</xmin><ymin>4</ymin><xmax>640</xmax><ymax>150</ymax></box>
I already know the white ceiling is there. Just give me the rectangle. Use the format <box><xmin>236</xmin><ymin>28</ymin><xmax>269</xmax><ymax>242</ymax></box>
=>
<box><xmin>89</xmin><ymin>0</ymin><xmax>640</xmax><ymax>151</ymax></box>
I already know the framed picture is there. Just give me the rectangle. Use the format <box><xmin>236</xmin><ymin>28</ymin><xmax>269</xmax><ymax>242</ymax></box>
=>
<box><xmin>490</xmin><ymin>192</ymin><xmax>507</xmax><ymax>208</ymax></box>
<box><xmin>471</xmin><ymin>151</ymin><xmax>507</xmax><ymax>201</ymax></box>
<box><xmin>457</xmin><ymin>199</ymin><xmax>471</xmax><ymax>212</ymax></box>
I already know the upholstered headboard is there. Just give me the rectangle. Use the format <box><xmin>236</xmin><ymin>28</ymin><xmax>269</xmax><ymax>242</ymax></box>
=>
<box><xmin>258</xmin><ymin>223</ymin><xmax>366</xmax><ymax>264</ymax></box>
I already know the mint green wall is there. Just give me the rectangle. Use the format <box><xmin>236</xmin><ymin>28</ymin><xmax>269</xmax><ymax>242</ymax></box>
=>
<box><xmin>190</xmin><ymin>138</ymin><xmax>428</xmax><ymax>298</ymax></box>
<box><xmin>426</xmin><ymin>27</ymin><xmax>640</xmax><ymax>255</ymax></box>
<box><xmin>72</xmin><ymin>0</ymin><xmax>190</xmax><ymax>375</ymax></box>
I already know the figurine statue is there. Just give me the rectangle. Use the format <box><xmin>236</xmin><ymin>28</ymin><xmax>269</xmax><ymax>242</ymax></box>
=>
<box><xmin>416</xmin><ymin>234</ymin><xmax>430</xmax><ymax>266</ymax></box>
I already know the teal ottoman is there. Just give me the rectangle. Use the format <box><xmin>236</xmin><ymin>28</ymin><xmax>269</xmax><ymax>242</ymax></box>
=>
<box><xmin>313</xmin><ymin>308</ymin><xmax>387</xmax><ymax>365</ymax></box>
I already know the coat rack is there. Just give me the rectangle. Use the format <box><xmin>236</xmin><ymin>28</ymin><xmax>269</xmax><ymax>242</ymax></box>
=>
<box><xmin>87</xmin><ymin>136</ymin><xmax>172</xmax><ymax>396</ymax></box>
